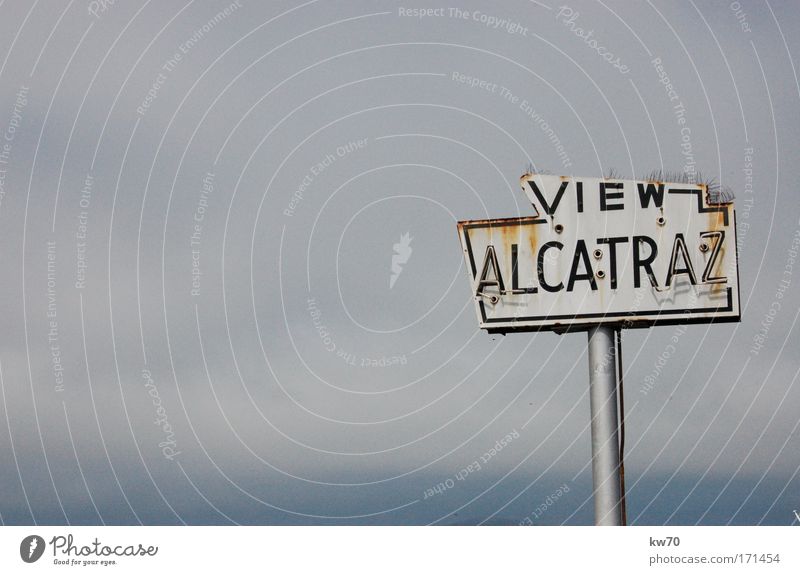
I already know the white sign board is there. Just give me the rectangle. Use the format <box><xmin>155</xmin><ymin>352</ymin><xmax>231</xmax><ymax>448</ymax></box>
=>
<box><xmin>457</xmin><ymin>174</ymin><xmax>740</xmax><ymax>333</ymax></box>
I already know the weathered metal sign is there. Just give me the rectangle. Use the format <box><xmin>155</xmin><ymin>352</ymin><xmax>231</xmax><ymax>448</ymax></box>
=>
<box><xmin>457</xmin><ymin>174</ymin><xmax>740</xmax><ymax>333</ymax></box>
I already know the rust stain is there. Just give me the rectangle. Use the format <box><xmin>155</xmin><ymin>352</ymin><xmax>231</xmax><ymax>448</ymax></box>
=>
<box><xmin>528</xmin><ymin>223</ymin><xmax>538</xmax><ymax>258</ymax></box>
<box><xmin>498</xmin><ymin>222</ymin><xmax>515</xmax><ymax>250</ymax></box>
<box><xmin>705</xmin><ymin>208</ymin><xmax>726</xmax><ymax>232</ymax></box>
<box><xmin>458</xmin><ymin>216</ymin><xmax>537</xmax><ymax>227</ymax></box>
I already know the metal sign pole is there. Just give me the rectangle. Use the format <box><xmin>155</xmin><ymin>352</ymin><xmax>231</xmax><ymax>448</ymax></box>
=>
<box><xmin>458</xmin><ymin>173</ymin><xmax>739</xmax><ymax>526</ymax></box>
<box><xmin>587</xmin><ymin>325</ymin><xmax>622</xmax><ymax>526</ymax></box>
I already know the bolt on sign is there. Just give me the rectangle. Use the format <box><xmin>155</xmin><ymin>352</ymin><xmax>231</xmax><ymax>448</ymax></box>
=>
<box><xmin>457</xmin><ymin>174</ymin><xmax>741</xmax><ymax>333</ymax></box>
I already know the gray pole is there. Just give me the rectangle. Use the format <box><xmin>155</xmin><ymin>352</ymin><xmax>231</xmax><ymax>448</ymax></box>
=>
<box><xmin>587</xmin><ymin>325</ymin><xmax>622</xmax><ymax>526</ymax></box>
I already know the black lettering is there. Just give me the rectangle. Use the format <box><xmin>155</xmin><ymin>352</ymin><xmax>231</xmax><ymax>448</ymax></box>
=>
<box><xmin>700</xmin><ymin>231</ymin><xmax>726</xmax><ymax>284</ymax></box>
<box><xmin>600</xmin><ymin>182</ymin><xmax>624</xmax><ymax>211</ymax></box>
<box><xmin>576</xmin><ymin>181</ymin><xmax>584</xmax><ymax>213</ymax></box>
<box><xmin>665</xmin><ymin>233</ymin><xmax>697</xmax><ymax>286</ymax></box>
<box><xmin>597</xmin><ymin>237</ymin><xmax>629</xmax><ymax>289</ymax></box>
<box><xmin>567</xmin><ymin>239</ymin><xmax>597</xmax><ymax>291</ymax></box>
<box><xmin>537</xmin><ymin>241</ymin><xmax>564</xmax><ymax>292</ymax></box>
<box><xmin>511</xmin><ymin>243</ymin><xmax>519</xmax><ymax>291</ymax></box>
<box><xmin>637</xmin><ymin>182</ymin><xmax>665</xmax><ymax>208</ymax></box>
<box><xmin>527</xmin><ymin>179</ymin><xmax>568</xmax><ymax>217</ymax></box>
<box><xmin>476</xmin><ymin>245</ymin><xmax>504</xmax><ymax>294</ymax></box>
<box><xmin>633</xmin><ymin>236</ymin><xmax>659</xmax><ymax>288</ymax></box>
<box><xmin>511</xmin><ymin>244</ymin><xmax>537</xmax><ymax>294</ymax></box>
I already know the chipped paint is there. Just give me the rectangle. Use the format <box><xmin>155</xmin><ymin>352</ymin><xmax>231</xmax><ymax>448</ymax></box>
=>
<box><xmin>457</xmin><ymin>174</ymin><xmax>741</xmax><ymax>333</ymax></box>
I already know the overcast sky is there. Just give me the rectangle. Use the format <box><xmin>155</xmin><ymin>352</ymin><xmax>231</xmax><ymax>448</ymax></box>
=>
<box><xmin>0</xmin><ymin>0</ymin><xmax>798</xmax><ymax>526</ymax></box>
